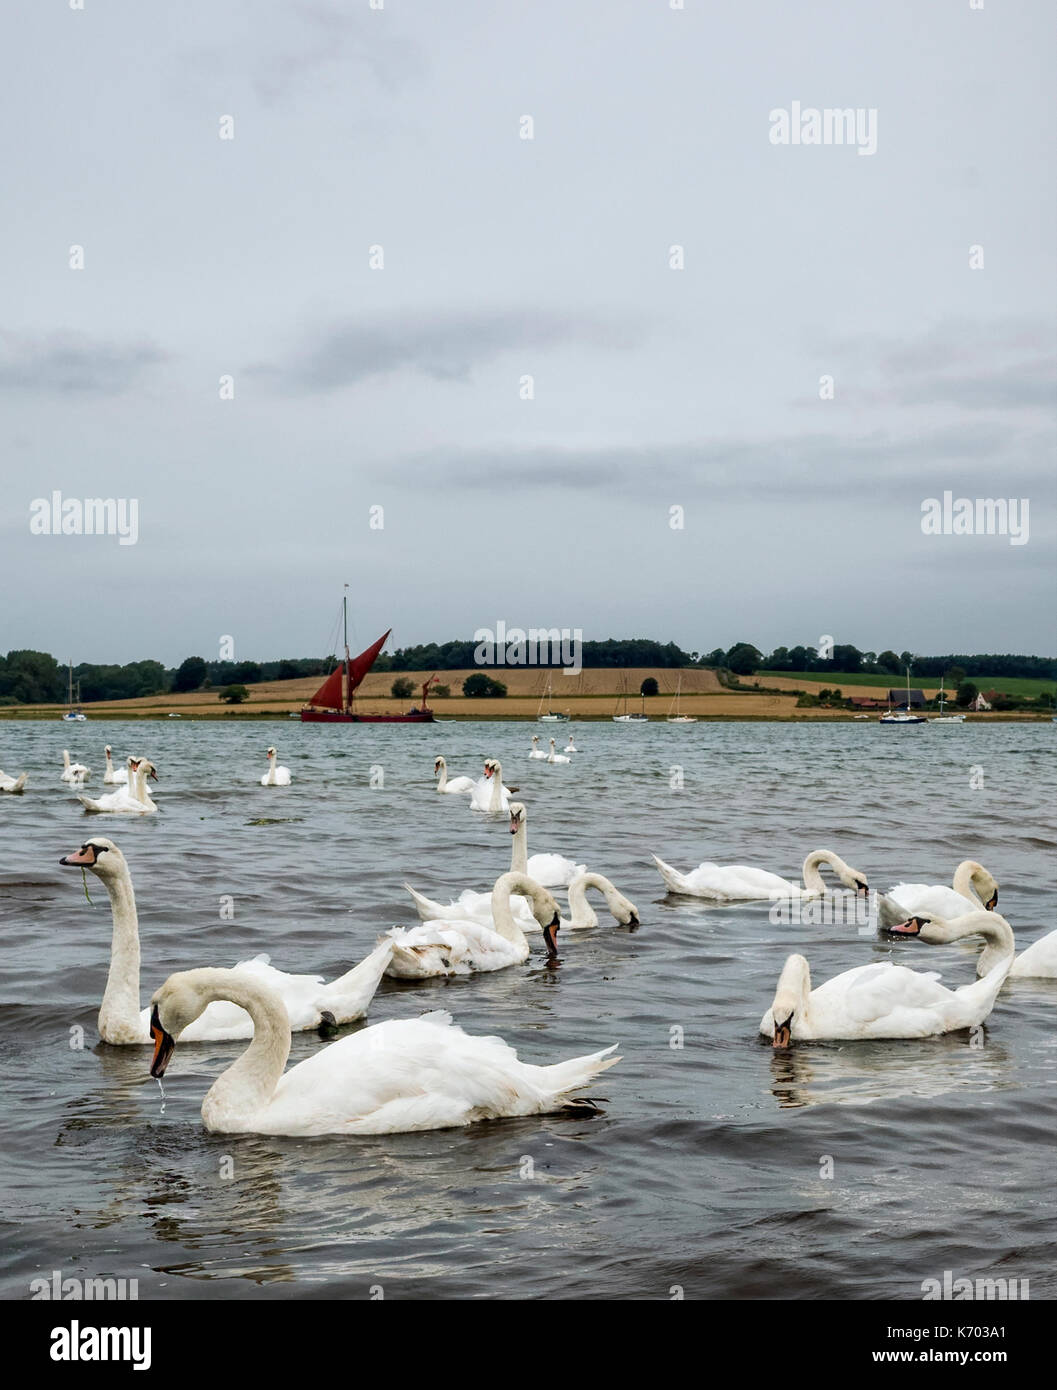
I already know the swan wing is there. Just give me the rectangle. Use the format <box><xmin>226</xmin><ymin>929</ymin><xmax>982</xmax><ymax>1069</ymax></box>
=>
<box><xmin>526</xmin><ymin>853</ymin><xmax>586</xmax><ymax>888</ymax></box>
<box><xmin>1009</xmin><ymin>930</ymin><xmax>1057</xmax><ymax>979</ymax></box>
<box><xmin>886</xmin><ymin>883</ymin><xmax>977</xmax><ymax>918</ymax></box>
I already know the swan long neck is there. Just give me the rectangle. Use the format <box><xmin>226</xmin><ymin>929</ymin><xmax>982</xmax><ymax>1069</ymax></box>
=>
<box><xmin>952</xmin><ymin>860</ymin><xmax>990</xmax><ymax>907</ymax></box>
<box><xmin>435</xmin><ymin>758</ymin><xmax>446</xmax><ymax>790</ymax></box>
<box><xmin>773</xmin><ymin>953</ymin><xmax>812</xmax><ymax>1025</ymax></box>
<box><xmin>197</xmin><ymin>972</ymin><xmax>291</xmax><ymax>1120</ymax></box>
<box><xmin>925</xmin><ymin>912</ymin><xmax>1015</xmax><ymax>976</ymax></box>
<box><xmin>510</xmin><ymin>817</ymin><xmax>528</xmax><ymax>874</ymax></box>
<box><xmin>489</xmin><ymin>873</ymin><xmax>538</xmax><ymax>947</ymax></box>
<box><xmin>99</xmin><ymin>864</ymin><xmax>142</xmax><ymax>1037</ymax></box>
<box><xmin>802</xmin><ymin>850</ymin><xmax>848</xmax><ymax>892</ymax></box>
<box><xmin>565</xmin><ymin>874</ymin><xmax>601</xmax><ymax>929</ymax></box>
<box><xmin>105</xmin><ymin>749</ymin><xmax>114</xmax><ymax>774</ymax></box>
<box><xmin>489</xmin><ymin>763</ymin><xmax>503</xmax><ymax>811</ymax></box>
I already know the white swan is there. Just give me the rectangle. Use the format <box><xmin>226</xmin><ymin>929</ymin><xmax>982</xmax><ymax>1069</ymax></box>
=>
<box><xmin>876</xmin><ymin>860</ymin><xmax>998</xmax><ymax>928</ymax></box>
<box><xmin>564</xmin><ymin>735</ymin><xmax>577</xmax><ymax>753</ymax></box>
<box><xmin>59</xmin><ymin>838</ymin><xmax>392</xmax><ymax>1042</ymax></box>
<box><xmin>0</xmin><ymin>768</ymin><xmax>27</xmax><ymax>794</ymax></box>
<box><xmin>148</xmin><ymin>975</ymin><xmax>620</xmax><ymax>1136</ymax></box>
<box><xmin>406</xmin><ymin>801</ymin><xmax>590</xmax><ymax>923</ymax></box>
<box><xmin>888</xmin><ymin>909</ymin><xmax>1056</xmax><ymax>980</ymax></box>
<box><xmin>761</xmin><ymin>914</ymin><xmax>1013</xmax><ymax>1044</ymax></box>
<box><xmin>469</xmin><ymin>758</ymin><xmax>513</xmax><ymax>813</ymax></box>
<box><xmin>528</xmin><ymin>736</ymin><xmax>547</xmax><ymax>760</ymax></box>
<box><xmin>61</xmin><ymin>749</ymin><xmax>90</xmax><ymax>783</ymax></box>
<box><xmin>546</xmin><ymin>738</ymin><xmax>571</xmax><ymax>765</ymax></box>
<box><xmin>653</xmin><ymin>848</ymin><xmax>870</xmax><ymax>903</ymax></box>
<box><xmin>261</xmin><ymin>746</ymin><xmax>292</xmax><ymax>786</ymax></box>
<box><xmin>78</xmin><ymin>758</ymin><xmax>158</xmax><ymax>815</ymax></box>
<box><xmin>409</xmin><ymin>870</ymin><xmax>638</xmax><ymax>934</ymax></box>
<box><xmin>434</xmin><ymin>755</ymin><xmax>475</xmax><ymax>793</ymax></box>
<box><xmin>102</xmin><ymin>746</ymin><xmax>129</xmax><ymax>785</ymax></box>
<box><xmin>383</xmin><ymin>872</ymin><xmax>561</xmax><ymax>979</ymax></box>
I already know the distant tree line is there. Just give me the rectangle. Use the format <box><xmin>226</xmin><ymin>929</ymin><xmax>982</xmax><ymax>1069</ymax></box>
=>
<box><xmin>0</xmin><ymin>640</ymin><xmax>1052</xmax><ymax>706</ymax></box>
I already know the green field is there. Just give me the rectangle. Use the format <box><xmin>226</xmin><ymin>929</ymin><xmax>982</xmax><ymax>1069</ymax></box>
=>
<box><xmin>758</xmin><ymin>670</ymin><xmax>1056</xmax><ymax>699</ymax></box>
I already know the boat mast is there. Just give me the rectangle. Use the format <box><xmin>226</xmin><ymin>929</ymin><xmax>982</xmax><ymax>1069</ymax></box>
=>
<box><xmin>342</xmin><ymin>585</ymin><xmax>351</xmax><ymax>715</ymax></box>
<box><xmin>67</xmin><ymin>660</ymin><xmax>73</xmax><ymax>709</ymax></box>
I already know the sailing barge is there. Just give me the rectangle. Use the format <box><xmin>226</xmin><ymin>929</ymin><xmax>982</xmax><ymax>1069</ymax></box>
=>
<box><xmin>300</xmin><ymin>599</ymin><xmax>435</xmax><ymax>724</ymax></box>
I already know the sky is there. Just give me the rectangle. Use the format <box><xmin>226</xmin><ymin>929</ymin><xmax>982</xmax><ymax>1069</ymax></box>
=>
<box><xmin>2</xmin><ymin>0</ymin><xmax>1055</xmax><ymax>667</ymax></box>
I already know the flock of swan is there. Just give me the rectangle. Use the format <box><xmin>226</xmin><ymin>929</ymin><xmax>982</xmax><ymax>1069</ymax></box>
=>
<box><xmin>5</xmin><ymin>736</ymin><xmax>1055</xmax><ymax>1143</ymax></box>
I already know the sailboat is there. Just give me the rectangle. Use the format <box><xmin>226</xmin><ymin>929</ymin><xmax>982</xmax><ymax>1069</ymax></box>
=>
<box><xmin>61</xmin><ymin>661</ymin><xmax>86</xmax><ymax>721</ymax></box>
<box><xmin>300</xmin><ymin>594</ymin><xmax>435</xmax><ymax>723</ymax></box>
<box><xmin>613</xmin><ymin>675</ymin><xmax>648</xmax><ymax>722</ymax></box>
<box><xmin>930</xmin><ymin>677</ymin><xmax>966</xmax><ymax>723</ymax></box>
<box><xmin>666</xmin><ymin>673</ymin><xmax>697</xmax><ymax>723</ymax></box>
<box><xmin>879</xmin><ymin>666</ymin><xmax>927</xmax><ymax>725</ymax></box>
<box><xmin>536</xmin><ymin>675</ymin><xmax>569</xmax><ymax>721</ymax></box>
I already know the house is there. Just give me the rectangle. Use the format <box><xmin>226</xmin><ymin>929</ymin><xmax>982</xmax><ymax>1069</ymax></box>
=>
<box><xmin>850</xmin><ymin>697</ymin><xmax>888</xmax><ymax>709</ymax></box>
<box><xmin>887</xmin><ymin>688</ymin><xmax>926</xmax><ymax>708</ymax></box>
<box><xmin>972</xmin><ymin>693</ymin><xmax>992</xmax><ymax>711</ymax></box>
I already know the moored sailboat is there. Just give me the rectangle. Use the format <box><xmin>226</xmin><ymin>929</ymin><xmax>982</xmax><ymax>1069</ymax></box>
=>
<box><xmin>300</xmin><ymin>595</ymin><xmax>435</xmax><ymax>723</ymax></box>
<box><xmin>666</xmin><ymin>673</ymin><xmax>697</xmax><ymax>723</ymax></box>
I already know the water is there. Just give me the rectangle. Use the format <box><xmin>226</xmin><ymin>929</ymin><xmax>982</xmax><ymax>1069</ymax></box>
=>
<box><xmin>1</xmin><ymin>719</ymin><xmax>1054</xmax><ymax>1300</ymax></box>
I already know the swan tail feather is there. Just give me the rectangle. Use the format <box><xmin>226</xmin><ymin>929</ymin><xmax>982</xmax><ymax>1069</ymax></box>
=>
<box><xmin>404</xmin><ymin>883</ymin><xmax>448</xmax><ymax>921</ymax></box>
<box><xmin>12</xmin><ymin>773</ymin><xmax>27</xmax><ymax>792</ymax></box>
<box><xmin>538</xmin><ymin>1043</ymin><xmax>621</xmax><ymax>1101</ymax></box>
<box><xmin>651</xmin><ymin>854</ymin><xmax>686</xmax><ymax>893</ymax></box>
<box><xmin>322</xmin><ymin>939</ymin><xmax>394</xmax><ymax>1021</ymax></box>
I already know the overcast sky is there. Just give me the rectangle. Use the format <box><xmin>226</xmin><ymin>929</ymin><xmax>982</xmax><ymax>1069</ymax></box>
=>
<box><xmin>2</xmin><ymin>1</ymin><xmax>1054</xmax><ymax>666</ymax></box>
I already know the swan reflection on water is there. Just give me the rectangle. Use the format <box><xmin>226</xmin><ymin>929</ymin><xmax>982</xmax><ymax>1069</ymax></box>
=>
<box><xmin>767</xmin><ymin>1033</ymin><xmax>1014</xmax><ymax>1110</ymax></box>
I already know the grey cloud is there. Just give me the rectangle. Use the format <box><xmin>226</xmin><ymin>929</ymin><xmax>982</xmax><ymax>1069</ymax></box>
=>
<box><xmin>252</xmin><ymin>310</ymin><xmax>644</xmax><ymax>393</ymax></box>
<box><xmin>0</xmin><ymin>333</ymin><xmax>167</xmax><ymax>396</ymax></box>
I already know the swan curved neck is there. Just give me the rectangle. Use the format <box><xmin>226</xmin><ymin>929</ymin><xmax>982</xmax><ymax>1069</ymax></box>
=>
<box><xmin>490</xmin><ymin>873</ymin><xmax>537</xmax><ymax>946</ymax></box>
<box><xmin>98</xmin><ymin>864</ymin><xmax>142</xmax><ymax>1038</ymax></box>
<box><xmin>199</xmin><ymin>973</ymin><xmax>291</xmax><ymax>1120</ymax></box>
<box><xmin>488</xmin><ymin>765</ymin><xmax>503</xmax><ymax>811</ymax></box>
<box><xmin>802</xmin><ymin>850</ymin><xmax>845</xmax><ymax>892</ymax></box>
<box><xmin>566</xmin><ymin>873</ymin><xmax>604</xmax><ymax>928</ymax></box>
<box><xmin>774</xmin><ymin>954</ymin><xmax>812</xmax><ymax>1023</ymax></box>
<box><xmin>436</xmin><ymin>759</ymin><xmax>446</xmax><ymax>789</ymax></box>
<box><xmin>952</xmin><ymin>860</ymin><xmax>988</xmax><ymax>906</ymax></box>
<box><xmin>927</xmin><ymin>913</ymin><xmax>1015</xmax><ymax>974</ymax></box>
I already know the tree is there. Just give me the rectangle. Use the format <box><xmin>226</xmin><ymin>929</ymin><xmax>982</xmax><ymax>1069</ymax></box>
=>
<box><xmin>432</xmin><ymin>684</ymin><xmax>450</xmax><ymax>698</ymax></box>
<box><xmin>218</xmin><ymin>684</ymin><xmax>249</xmax><ymax>704</ymax></box>
<box><xmin>462</xmin><ymin>673</ymin><xmax>507</xmax><ymax>697</ymax></box>
<box><xmin>173</xmin><ymin>656</ymin><xmax>208</xmax><ymax>692</ymax></box>
<box><xmin>724</xmin><ymin>643</ymin><xmax>761</xmax><ymax>676</ymax></box>
<box><xmin>276</xmin><ymin>660</ymin><xmax>299</xmax><ymax>681</ymax></box>
<box><xmin>876</xmin><ymin>650</ymin><xmax>901</xmax><ymax>674</ymax></box>
<box><xmin>391</xmin><ymin>677</ymin><xmax>414</xmax><ymax>699</ymax></box>
<box><xmin>640</xmin><ymin>677</ymin><xmax>659</xmax><ymax>696</ymax></box>
<box><xmin>945</xmin><ymin>665</ymin><xmax>966</xmax><ymax>686</ymax></box>
<box><xmin>956</xmin><ymin>681</ymin><xmax>978</xmax><ymax>708</ymax></box>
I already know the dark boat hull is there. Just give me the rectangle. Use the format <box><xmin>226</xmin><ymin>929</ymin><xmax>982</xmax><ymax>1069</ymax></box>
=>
<box><xmin>300</xmin><ymin>710</ymin><xmax>434</xmax><ymax>723</ymax></box>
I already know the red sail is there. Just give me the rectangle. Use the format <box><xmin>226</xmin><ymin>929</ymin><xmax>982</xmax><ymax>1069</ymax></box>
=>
<box><xmin>347</xmin><ymin>630</ymin><xmax>391</xmax><ymax>694</ymax></box>
<box><xmin>307</xmin><ymin>664</ymin><xmax>345</xmax><ymax>712</ymax></box>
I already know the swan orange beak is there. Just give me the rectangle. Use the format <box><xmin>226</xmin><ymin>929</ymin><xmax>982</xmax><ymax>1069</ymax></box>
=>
<box><xmin>543</xmin><ymin>914</ymin><xmax>561</xmax><ymax>960</ymax></box>
<box><xmin>59</xmin><ymin>844</ymin><xmax>100</xmax><ymax>866</ymax></box>
<box><xmin>772</xmin><ymin>1018</ymin><xmax>792</xmax><ymax>1048</ymax></box>
<box><xmin>986</xmin><ymin>891</ymin><xmax>998</xmax><ymax>910</ymax></box>
<box><xmin>886</xmin><ymin>917</ymin><xmax>923</xmax><ymax>935</ymax></box>
<box><xmin>149</xmin><ymin>1006</ymin><xmax>175</xmax><ymax>1079</ymax></box>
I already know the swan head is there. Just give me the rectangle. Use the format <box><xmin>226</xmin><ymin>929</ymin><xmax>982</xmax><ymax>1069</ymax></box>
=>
<box><xmin>769</xmin><ymin>955</ymin><xmax>810</xmax><ymax>1047</ymax></box>
<box><xmin>970</xmin><ymin>864</ymin><xmax>999</xmax><ymax>911</ymax></box>
<box><xmin>484</xmin><ymin>758</ymin><xmax>501</xmax><ymax>779</ymax></box>
<box><xmin>105</xmin><ymin>745</ymin><xmax>112</xmax><ymax>755</ymax></box>
<box><xmin>266</xmin><ymin>747</ymin><xmax>277</xmax><ymax>758</ymax></box>
<box><xmin>59</xmin><ymin>836</ymin><xmax>124</xmax><ymax>878</ymax></box>
<box><xmin>885</xmin><ymin>910</ymin><xmax>1010</xmax><ymax>945</ymax></box>
<box><xmin>148</xmin><ymin>970</ymin><xmax>213</xmax><ymax>1078</ymax></box>
<box><xmin>509</xmin><ymin>802</ymin><xmax>526</xmax><ymax>835</ymax></box>
<box><xmin>130</xmin><ymin>758</ymin><xmax>159</xmax><ymax>782</ymax></box>
<box><xmin>433</xmin><ymin>757</ymin><xmax>446</xmax><ymax>774</ymax></box>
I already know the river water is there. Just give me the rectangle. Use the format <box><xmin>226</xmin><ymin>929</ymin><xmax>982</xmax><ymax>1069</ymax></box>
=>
<box><xmin>1</xmin><ymin>718</ymin><xmax>1054</xmax><ymax>1300</ymax></box>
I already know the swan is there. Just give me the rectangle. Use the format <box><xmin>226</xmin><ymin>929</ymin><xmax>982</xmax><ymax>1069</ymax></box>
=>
<box><xmin>59</xmin><ymin>837</ymin><xmax>393</xmax><ymax>1042</ymax></box>
<box><xmin>78</xmin><ymin>758</ymin><xmax>159</xmax><ymax>815</ymax></box>
<box><xmin>653</xmin><ymin>848</ymin><xmax>870</xmax><ymax>903</ymax></box>
<box><xmin>889</xmin><ymin>909</ymin><xmax>1056</xmax><ymax>980</ymax></box>
<box><xmin>0</xmin><ymin>768</ymin><xmax>27</xmax><ymax>794</ymax></box>
<box><xmin>382</xmin><ymin>872</ymin><xmax>561</xmax><ymax>979</ymax></box>
<box><xmin>876</xmin><ymin>860</ymin><xmax>998</xmax><ymax>928</ymax></box>
<box><xmin>409</xmin><ymin>870</ymin><xmax>638</xmax><ymax>934</ymax></box>
<box><xmin>528</xmin><ymin>736</ymin><xmax>547</xmax><ymax>760</ymax></box>
<box><xmin>102</xmin><ymin>746</ymin><xmax>129</xmax><ymax>784</ymax></box>
<box><xmin>261</xmin><ymin>747</ymin><xmax>292</xmax><ymax>786</ymax></box>
<box><xmin>546</xmin><ymin>738</ymin><xmax>571</xmax><ymax>765</ymax></box>
<box><xmin>761</xmin><ymin>915</ymin><xmax>1013</xmax><ymax>1044</ymax></box>
<box><xmin>406</xmin><ymin>802</ymin><xmax>589</xmax><ymax>922</ymax></box>
<box><xmin>61</xmin><ymin>750</ymin><xmax>90</xmax><ymax>783</ymax></box>
<box><xmin>564</xmin><ymin>735</ymin><xmax>577</xmax><ymax>753</ymax></box>
<box><xmin>148</xmin><ymin>975</ymin><xmax>620</xmax><ymax>1136</ymax></box>
<box><xmin>469</xmin><ymin>758</ymin><xmax>513</xmax><ymax>813</ymax></box>
<box><xmin>434</xmin><ymin>756</ymin><xmax>475</xmax><ymax>793</ymax></box>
